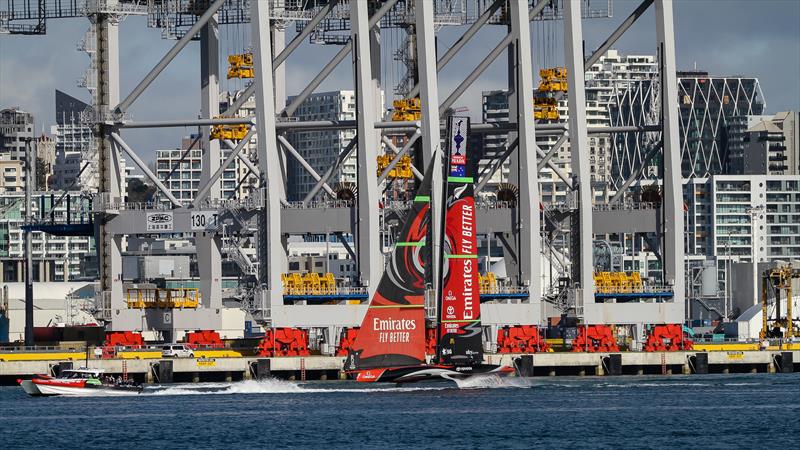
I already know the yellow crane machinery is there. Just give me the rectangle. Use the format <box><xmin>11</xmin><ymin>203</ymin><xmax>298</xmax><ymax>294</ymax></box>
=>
<box><xmin>537</xmin><ymin>67</ymin><xmax>568</xmax><ymax>92</ymax></box>
<box><xmin>281</xmin><ymin>273</ymin><xmax>305</xmax><ymax>295</ymax></box>
<box><xmin>479</xmin><ymin>272</ymin><xmax>498</xmax><ymax>294</ymax></box>
<box><xmin>210</xmin><ymin>116</ymin><xmax>249</xmax><ymax>141</ymax></box>
<box><xmin>534</xmin><ymin>67</ymin><xmax>567</xmax><ymax>121</ymax></box>
<box><xmin>125</xmin><ymin>288</ymin><xmax>200</xmax><ymax>309</ymax></box>
<box><xmin>376</xmin><ymin>153</ymin><xmax>413</xmax><ymax>179</ymax></box>
<box><xmin>282</xmin><ymin>273</ymin><xmax>338</xmax><ymax>295</ymax></box>
<box><xmin>227</xmin><ymin>53</ymin><xmax>254</xmax><ymax>79</ymax></box>
<box><xmin>760</xmin><ymin>264</ymin><xmax>799</xmax><ymax>339</ymax></box>
<box><xmin>391</xmin><ymin>98</ymin><xmax>421</xmax><ymax>121</ymax></box>
<box><xmin>593</xmin><ymin>272</ymin><xmax>647</xmax><ymax>294</ymax></box>
<box><xmin>534</xmin><ymin>97</ymin><xmax>560</xmax><ymax>120</ymax></box>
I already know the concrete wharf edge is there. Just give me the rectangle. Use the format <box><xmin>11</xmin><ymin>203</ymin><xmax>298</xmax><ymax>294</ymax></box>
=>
<box><xmin>1</xmin><ymin>351</ymin><xmax>797</xmax><ymax>383</ymax></box>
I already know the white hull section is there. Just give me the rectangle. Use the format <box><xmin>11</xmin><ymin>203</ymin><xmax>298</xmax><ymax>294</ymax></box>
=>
<box><xmin>395</xmin><ymin>368</ymin><xmax>457</xmax><ymax>382</ymax></box>
<box><xmin>19</xmin><ymin>380</ymin><xmax>45</xmax><ymax>396</ymax></box>
<box><xmin>34</xmin><ymin>383</ymin><xmax>140</xmax><ymax>397</ymax></box>
<box><xmin>393</xmin><ymin>365</ymin><xmax>514</xmax><ymax>383</ymax></box>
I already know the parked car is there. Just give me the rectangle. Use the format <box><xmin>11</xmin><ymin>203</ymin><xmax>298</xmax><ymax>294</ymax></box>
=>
<box><xmin>162</xmin><ymin>344</ymin><xmax>195</xmax><ymax>358</ymax></box>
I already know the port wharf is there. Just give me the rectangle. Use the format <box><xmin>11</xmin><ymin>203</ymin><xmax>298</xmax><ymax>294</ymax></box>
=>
<box><xmin>1</xmin><ymin>348</ymin><xmax>797</xmax><ymax>385</ymax></box>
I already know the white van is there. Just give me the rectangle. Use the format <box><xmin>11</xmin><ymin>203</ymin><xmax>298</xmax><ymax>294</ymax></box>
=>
<box><xmin>162</xmin><ymin>344</ymin><xmax>195</xmax><ymax>358</ymax></box>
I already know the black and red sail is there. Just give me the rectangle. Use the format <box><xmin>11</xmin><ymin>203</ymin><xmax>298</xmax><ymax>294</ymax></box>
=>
<box><xmin>437</xmin><ymin>116</ymin><xmax>483</xmax><ymax>367</ymax></box>
<box><xmin>344</xmin><ymin>170</ymin><xmax>433</xmax><ymax>372</ymax></box>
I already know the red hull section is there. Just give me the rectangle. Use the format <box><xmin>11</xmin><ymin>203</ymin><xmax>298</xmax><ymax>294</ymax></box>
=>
<box><xmin>33</xmin><ymin>378</ymin><xmax>87</xmax><ymax>388</ymax></box>
<box><xmin>355</xmin><ymin>368</ymin><xmax>387</xmax><ymax>383</ymax></box>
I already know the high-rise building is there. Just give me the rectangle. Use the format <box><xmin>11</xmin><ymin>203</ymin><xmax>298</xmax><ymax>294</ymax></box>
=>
<box><xmin>0</xmin><ymin>192</ymin><xmax>95</xmax><ymax>282</ymax></box>
<box><xmin>286</xmin><ymin>91</ymin><xmax>360</xmax><ymax>201</ymax></box>
<box><xmin>481</xmin><ymin>50</ymin><xmax>657</xmax><ymax>196</ymax></box>
<box><xmin>154</xmin><ymin>134</ymin><xmax>256</xmax><ymax>205</ymax></box>
<box><xmin>0</xmin><ymin>107</ymin><xmax>34</xmax><ymax>161</ymax></box>
<box><xmin>728</xmin><ymin>111</ymin><xmax>798</xmax><ymax>176</ymax></box>
<box><xmin>52</xmin><ymin>90</ymin><xmax>96</xmax><ymax>191</ymax></box>
<box><xmin>678</xmin><ymin>72</ymin><xmax>766</xmax><ymax>178</ymax></box>
<box><xmin>0</xmin><ymin>155</ymin><xmax>25</xmax><ymax>193</ymax></box>
<box><xmin>679</xmin><ymin>174</ymin><xmax>800</xmax><ymax>319</ymax></box>
<box><xmin>610</xmin><ymin>72</ymin><xmax>766</xmax><ymax>186</ymax></box>
<box><xmin>683</xmin><ymin>175</ymin><xmax>800</xmax><ymax>262</ymax></box>
<box><xmin>35</xmin><ymin>134</ymin><xmax>56</xmax><ymax>190</ymax></box>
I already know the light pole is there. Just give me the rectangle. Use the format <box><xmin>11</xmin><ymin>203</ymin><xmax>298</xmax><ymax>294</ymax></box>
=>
<box><xmin>23</xmin><ymin>137</ymin><xmax>35</xmax><ymax>346</ymax></box>
<box><xmin>746</xmin><ymin>205</ymin><xmax>765</xmax><ymax>312</ymax></box>
<box><xmin>724</xmin><ymin>235</ymin><xmax>730</xmax><ymax>322</ymax></box>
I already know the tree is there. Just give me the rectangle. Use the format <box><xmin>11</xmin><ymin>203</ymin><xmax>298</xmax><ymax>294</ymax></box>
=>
<box><xmin>35</xmin><ymin>157</ymin><xmax>49</xmax><ymax>190</ymax></box>
<box><xmin>127</xmin><ymin>178</ymin><xmax>157</xmax><ymax>203</ymax></box>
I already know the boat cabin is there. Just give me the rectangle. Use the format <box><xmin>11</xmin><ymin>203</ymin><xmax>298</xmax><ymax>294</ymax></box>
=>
<box><xmin>60</xmin><ymin>368</ymin><xmax>105</xmax><ymax>379</ymax></box>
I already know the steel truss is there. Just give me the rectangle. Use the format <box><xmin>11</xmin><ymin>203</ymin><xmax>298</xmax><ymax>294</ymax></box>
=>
<box><xmin>3</xmin><ymin>0</ymin><xmax>686</xmax><ymax>335</ymax></box>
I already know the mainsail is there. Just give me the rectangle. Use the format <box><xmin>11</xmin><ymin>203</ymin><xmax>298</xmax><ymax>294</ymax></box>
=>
<box><xmin>344</xmin><ymin>169</ymin><xmax>433</xmax><ymax>371</ymax></box>
<box><xmin>437</xmin><ymin>116</ymin><xmax>483</xmax><ymax>366</ymax></box>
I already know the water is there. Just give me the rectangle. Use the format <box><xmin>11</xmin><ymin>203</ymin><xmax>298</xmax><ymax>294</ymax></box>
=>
<box><xmin>2</xmin><ymin>373</ymin><xmax>798</xmax><ymax>449</ymax></box>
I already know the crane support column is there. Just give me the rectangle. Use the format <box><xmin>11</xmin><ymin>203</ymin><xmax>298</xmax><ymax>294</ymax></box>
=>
<box><xmin>198</xmin><ymin>17</ymin><xmax>223</xmax><ymax>310</ymax></box>
<box><xmin>415</xmin><ymin>0</ymin><xmax>443</xmax><ymax>296</ymax></box>
<box><xmin>273</xmin><ymin>26</ymin><xmax>286</xmax><ymax>112</ymax></box>
<box><xmin>564</xmin><ymin>0</ymin><xmax>595</xmax><ymax>308</ymax></box>
<box><xmin>510</xmin><ymin>0</ymin><xmax>542</xmax><ymax>316</ymax></box>
<box><xmin>95</xmin><ymin>14</ymin><xmax>124</xmax><ymax>326</ymax></box>
<box><xmin>351</xmin><ymin>0</ymin><xmax>381</xmax><ymax>295</ymax></box>
<box><xmin>251</xmin><ymin>0</ymin><xmax>285</xmax><ymax>320</ymax></box>
<box><xmin>656</xmin><ymin>0</ymin><xmax>685</xmax><ymax>304</ymax></box>
<box><xmin>24</xmin><ymin>139</ymin><xmax>34</xmax><ymax>345</ymax></box>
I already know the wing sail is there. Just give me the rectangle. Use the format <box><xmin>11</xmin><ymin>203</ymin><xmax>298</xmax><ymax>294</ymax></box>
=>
<box><xmin>344</xmin><ymin>169</ymin><xmax>433</xmax><ymax>371</ymax></box>
<box><xmin>437</xmin><ymin>116</ymin><xmax>483</xmax><ymax>367</ymax></box>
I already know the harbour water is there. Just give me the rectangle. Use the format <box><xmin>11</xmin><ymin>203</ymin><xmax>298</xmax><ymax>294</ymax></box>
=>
<box><xmin>2</xmin><ymin>373</ymin><xmax>798</xmax><ymax>448</ymax></box>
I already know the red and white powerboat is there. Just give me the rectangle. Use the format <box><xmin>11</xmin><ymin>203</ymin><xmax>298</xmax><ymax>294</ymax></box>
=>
<box><xmin>19</xmin><ymin>368</ymin><xmax>142</xmax><ymax>397</ymax></box>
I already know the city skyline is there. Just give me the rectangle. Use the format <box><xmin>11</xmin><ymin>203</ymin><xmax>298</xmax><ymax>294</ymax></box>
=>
<box><xmin>0</xmin><ymin>0</ymin><xmax>798</xmax><ymax>162</ymax></box>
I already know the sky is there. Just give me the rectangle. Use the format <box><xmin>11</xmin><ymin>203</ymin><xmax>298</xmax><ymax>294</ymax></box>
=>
<box><xmin>1</xmin><ymin>0</ymin><xmax>798</xmax><ymax>165</ymax></box>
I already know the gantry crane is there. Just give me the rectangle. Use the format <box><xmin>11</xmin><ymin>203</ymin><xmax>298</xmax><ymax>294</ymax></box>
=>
<box><xmin>760</xmin><ymin>263</ymin><xmax>800</xmax><ymax>339</ymax></box>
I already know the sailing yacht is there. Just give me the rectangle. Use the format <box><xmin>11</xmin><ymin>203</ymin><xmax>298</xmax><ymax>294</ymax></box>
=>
<box><xmin>344</xmin><ymin>117</ymin><xmax>515</xmax><ymax>383</ymax></box>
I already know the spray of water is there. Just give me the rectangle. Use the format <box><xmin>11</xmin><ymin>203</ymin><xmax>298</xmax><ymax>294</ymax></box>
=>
<box><xmin>146</xmin><ymin>378</ymin><xmax>303</xmax><ymax>396</ymax></box>
<box><xmin>143</xmin><ymin>378</ymin><xmax>451</xmax><ymax>396</ymax></box>
<box><xmin>444</xmin><ymin>374</ymin><xmax>533</xmax><ymax>389</ymax></box>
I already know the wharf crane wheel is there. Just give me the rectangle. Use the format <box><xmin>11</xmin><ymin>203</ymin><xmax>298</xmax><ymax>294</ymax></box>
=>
<box><xmin>496</xmin><ymin>183</ymin><xmax>519</xmax><ymax>207</ymax></box>
<box><xmin>333</xmin><ymin>182</ymin><xmax>358</xmax><ymax>204</ymax></box>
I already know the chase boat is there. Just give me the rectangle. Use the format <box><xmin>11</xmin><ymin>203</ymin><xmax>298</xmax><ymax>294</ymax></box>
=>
<box><xmin>19</xmin><ymin>368</ymin><xmax>142</xmax><ymax>396</ymax></box>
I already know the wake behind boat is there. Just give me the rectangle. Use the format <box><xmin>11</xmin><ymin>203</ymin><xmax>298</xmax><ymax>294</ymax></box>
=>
<box><xmin>19</xmin><ymin>368</ymin><xmax>142</xmax><ymax>396</ymax></box>
<box><xmin>345</xmin><ymin>116</ymin><xmax>514</xmax><ymax>384</ymax></box>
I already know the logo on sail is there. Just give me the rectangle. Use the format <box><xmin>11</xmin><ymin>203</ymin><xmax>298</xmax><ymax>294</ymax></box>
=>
<box><xmin>449</xmin><ymin>118</ymin><xmax>467</xmax><ymax>176</ymax></box>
